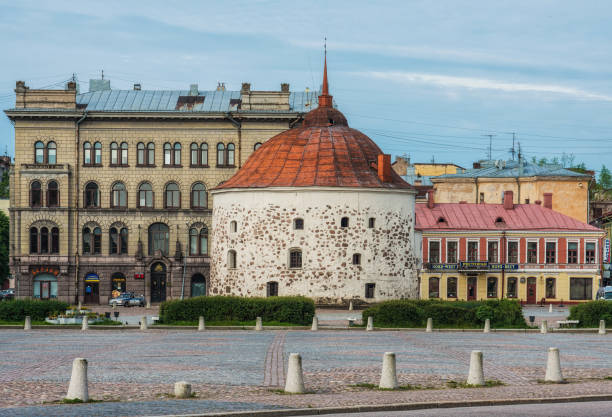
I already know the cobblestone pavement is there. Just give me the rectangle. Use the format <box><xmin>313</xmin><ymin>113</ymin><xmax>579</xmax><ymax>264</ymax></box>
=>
<box><xmin>2</xmin><ymin>329</ymin><xmax>612</xmax><ymax>416</ymax></box>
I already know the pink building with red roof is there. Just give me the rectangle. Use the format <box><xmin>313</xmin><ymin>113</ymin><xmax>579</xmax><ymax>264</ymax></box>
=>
<box><xmin>416</xmin><ymin>190</ymin><xmax>604</xmax><ymax>304</ymax></box>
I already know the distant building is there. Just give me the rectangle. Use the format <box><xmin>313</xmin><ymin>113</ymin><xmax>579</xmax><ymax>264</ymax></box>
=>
<box><xmin>0</xmin><ymin>156</ymin><xmax>10</xmax><ymax>177</ymax></box>
<box><xmin>417</xmin><ymin>190</ymin><xmax>604</xmax><ymax>303</ymax></box>
<box><xmin>431</xmin><ymin>159</ymin><xmax>592</xmax><ymax>223</ymax></box>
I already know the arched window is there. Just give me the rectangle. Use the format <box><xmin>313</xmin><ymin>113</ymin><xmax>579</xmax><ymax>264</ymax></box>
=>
<box><xmin>84</xmin><ymin>182</ymin><xmax>99</xmax><ymax>208</ymax></box>
<box><xmin>165</xmin><ymin>182</ymin><xmax>180</xmax><ymax>208</ymax></box>
<box><xmin>174</xmin><ymin>143</ymin><xmax>181</xmax><ymax>165</ymax></box>
<box><xmin>120</xmin><ymin>227</ymin><xmax>128</xmax><ymax>254</ymax></box>
<box><xmin>189</xmin><ymin>228</ymin><xmax>198</xmax><ymax>255</ymax></box>
<box><xmin>30</xmin><ymin>227</ymin><xmax>38</xmax><ymax>253</ymax></box>
<box><xmin>47</xmin><ymin>181</ymin><xmax>59</xmax><ymax>207</ymax></box>
<box><xmin>47</xmin><ymin>141</ymin><xmax>56</xmax><ymax>164</ymax></box>
<box><xmin>191</xmin><ymin>183</ymin><xmax>207</xmax><ymax>209</ymax></box>
<box><xmin>111</xmin><ymin>182</ymin><xmax>127</xmax><ymax>208</ymax></box>
<box><xmin>190</xmin><ymin>143</ymin><xmax>198</xmax><ymax>166</ymax></box>
<box><xmin>40</xmin><ymin>227</ymin><xmax>49</xmax><ymax>253</ymax></box>
<box><xmin>137</xmin><ymin>142</ymin><xmax>145</xmax><ymax>165</ymax></box>
<box><xmin>289</xmin><ymin>249</ymin><xmax>302</xmax><ymax>268</ymax></box>
<box><xmin>35</xmin><ymin>141</ymin><xmax>44</xmax><ymax>164</ymax></box>
<box><xmin>120</xmin><ymin>142</ymin><xmax>128</xmax><ymax>165</ymax></box>
<box><xmin>147</xmin><ymin>142</ymin><xmax>155</xmax><ymax>165</ymax></box>
<box><xmin>110</xmin><ymin>142</ymin><xmax>119</xmax><ymax>165</ymax></box>
<box><xmin>340</xmin><ymin>217</ymin><xmax>349</xmax><ymax>227</ymax></box>
<box><xmin>138</xmin><ymin>182</ymin><xmax>153</xmax><ymax>208</ymax></box>
<box><xmin>83</xmin><ymin>142</ymin><xmax>92</xmax><ymax>165</ymax></box>
<box><xmin>94</xmin><ymin>142</ymin><xmax>102</xmax><ymax>165</ymax></box>
<box><xmin>227</xmin><ymin>143</ymin><xmax>235</xmax><ymax>166</ymax></box>
<box><xmin>227</xmin><ymin>250</ymin><xmax>237</xmax><ymax>269</ymax></box>
<box><xmin>148</xmin><ymin>223</ymin><xmax>169</xmax><ymax>255</ymax></box>
<box><xmin>82</xmin><ymin>227</ymin><xmax>91</xmax><ymax>254</ymax></box>
<box><xmin>110</xmin><ymin>227</ymin><xmax>123</xmax><ymax>254</ymax></box>
<box><xmin>93</xmin><ymin>227</ymin><xmax>102</xmax><ymax>254</ymax></box>
<box><xmin>29</xmin><ymin>225</ymin><xmax>58</xmax><ymax>254</ymax></box>
<box><xmin>199</xmin><ymin>227</ymin><xmax>208</xmax><ymax>255</ymax></box>
<box><xmin>164</xmin><ymin>143</ymin><xmax>171</xmax><ymax>165</ymax></box>
<box><xmin>217</xmin><ymin>143</ymin><xmax>225</xmax><ymax>166</ymax></box>
<box><xmin>51</xmin><ymin>227</ymin><xmax>59</xmax><ymax>253</ymax></box>
<box><xmin>254</xmin><ymin>142</ymin><xmax>262</xmax><ymax>151</ymax></box>
<box><xmin>30</xmin><ymin>181</ymin><xmax>42</xmax><ymax>207</ymax></box>
<box><xmin>190</xmin><ymin>226</ymin><xmax>209</xmax><ymax>256</ymax></box>
<box><xmin>230</xmin><ymin>220</ymin><xmax>237</xmax><ymax>233</ymax></box>
<box><xmin>83</xmin><ymin>226</ymin><xmax>101</xmax><ymax>254</ymax></box>
<box><xmin>293</xmin><ymin>218</ymin><xmax>304</xmax><ymax>230</ymax></box>
<box><xmin>200</xmin><ymin>143</ymin><xmax>208</xmax><ymax>166</ymax></box>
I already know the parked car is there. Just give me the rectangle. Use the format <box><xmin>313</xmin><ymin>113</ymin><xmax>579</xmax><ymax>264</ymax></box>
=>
<box><xmin>0</xmin><ymin>289</ymin><xmax>15</xmax><ymax>301</ymax></box>
<box><xmin>108</xmin><ymin>292</ymin><xmax>133</xmax><ymax>307</ymax></box>
<box><xmin>597</xmin><ymin>286</ymin><xmax>612</xmax><ymax>300</ymax></box>
<box><xmin>127</xmin><ymin>294</ymin><xmax>145</xmax><ymax>307</ymax></box>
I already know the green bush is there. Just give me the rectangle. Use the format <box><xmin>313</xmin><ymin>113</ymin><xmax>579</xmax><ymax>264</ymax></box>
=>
<box><xmin>159</xmin><ymin>296</ymin><xmax>315</xmax><ymax>325</ymax></box>
<box><xmin>568</xmin><ymin>301</ymin><xmax>612</xmax><ymax>327</ymax></box>
<box><xmin>362</xmin><ymin>299</ymin><xmax>525</xmax><ymax>328</ymax></box>
<box><xmin>0</xmin><ymin>299</ymin><xmax>69</xmax><ymax>321</ymax></box>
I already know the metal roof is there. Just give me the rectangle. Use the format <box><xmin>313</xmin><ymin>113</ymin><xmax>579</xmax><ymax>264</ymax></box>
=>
<box><xmin>434</xmin><ymin>159</ymin><xmax>590</xmax><ymax>179</ymax></box>
<box><xmin>75</xmin><ymin>89</ymin><xmax>320</xmax><ymax>113</ymax></box>
<box><xmin>416</xmin><ymin>203</ymin><xmax>601</xmax><ymax>232</ymax></box>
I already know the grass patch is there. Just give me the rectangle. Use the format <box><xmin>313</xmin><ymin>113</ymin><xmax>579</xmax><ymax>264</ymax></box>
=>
<box><xmin>0</xmin><ymin>319</ymin><xmax>52</xmax><ymax>325</ymax></box>
<box><xmin>163</xmin><ymin>392</ymin><xmax>198</xmax><ymax>399</ymax></box>
<box><xmin>604</xmin><ymin>376</ymin><xmax>612</xmax><ymax>381</ymax></box>
<box><xmin>350</xmin><ymin>382</ymin><xmax>432</xmax><ymax>391</ymax></box>
<box><xmin>154</xmin><ymin>320</ymin><xmax>303</xmax><ymax>327</ymax></box>
<box><xmin>58</xmin><ymin>398</ymin><xmax>103</xmax><ymax>404</ymax></box>
<box><xmin>446</xmin><ymin>379</ymin><xmax>505</xmax><ymax>388</ymax></box>
<box><xmin>90</xmin><ymin>319</ymin><xmax>122</xmax><ymax>326</ymax></box>
<box><xmin>268</xmin><ymin>388</ymin><xmax>315</xmax><ymax>395</ymax></box>
<box><xmin>537</xmin><ymin>379</ymin><xmax>569</xmax><ymax>384</ymax></box>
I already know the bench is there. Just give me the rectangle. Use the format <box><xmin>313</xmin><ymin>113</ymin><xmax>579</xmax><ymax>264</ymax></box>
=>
<box><xmin>557</xmin><ymin>320</ymin><xmax>579</xmax><ymax>328</ymax></box>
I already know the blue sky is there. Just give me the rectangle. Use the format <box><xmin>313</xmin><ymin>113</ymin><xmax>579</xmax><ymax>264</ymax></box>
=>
<box><xmin>1</xmin><ymin>0</ymin><xmax>611</xmax><ymax>171</ymax></box>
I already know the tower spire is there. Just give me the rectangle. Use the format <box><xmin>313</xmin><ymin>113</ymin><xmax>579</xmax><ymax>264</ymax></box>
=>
<box><xmin>318</xmin><ymin>38</ymin><xmax>333</xmax><ymax>108</ymax></box>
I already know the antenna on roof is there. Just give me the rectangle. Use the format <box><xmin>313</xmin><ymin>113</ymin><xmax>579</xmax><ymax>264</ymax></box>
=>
<box><xmin>509</xmin><ymin>132</ymin><xmax>516</xmax><ymax>160</ymax></box>
<box><xmin>101</xmin><ymin>70</ymin><xmax>104</xmax><ymax>80</ymax></box>
<box><xmin>482</xmin><ymin>134</ymin><xmax>496</xmax><ymax>160</ymax></box>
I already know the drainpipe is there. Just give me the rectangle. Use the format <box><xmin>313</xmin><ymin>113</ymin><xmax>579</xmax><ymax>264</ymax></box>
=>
<box><xmin>74</xmin><ymin>111</ymin><xmax>87</xmax><ymax>304</ymax></box>
<box><xmin>501</xmin><ymin>231</ymin><xmax>506</xmax><ymax>299</ymax></box>
<box><xmin>475</xmin><ymin>178</ymin><xmax>479</xmax><ymax>203</ymax></box>
<box><xmin>181</xmin><ymin>253</ymin><xmax>186</xmax><ymax>300</ymax></box>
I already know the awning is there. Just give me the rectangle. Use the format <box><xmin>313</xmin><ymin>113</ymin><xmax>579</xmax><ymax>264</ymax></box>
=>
<box><xmin>85</xmin><ymin>273</ymin><xmax>99</xmax><ymax>282</ymax></box>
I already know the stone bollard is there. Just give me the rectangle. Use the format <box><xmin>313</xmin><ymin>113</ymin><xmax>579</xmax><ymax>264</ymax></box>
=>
<box><xmin>349</xmin><ymin>300</ymin><xmax>354</xmax><ymax>311</ymax></box>
<box><xmin>540</xmin><ymin>320</ymin><xmax>548</xmax><ymax>334</ymax></box>
<box><xmin>66</xmin><ymin>358</ymin><xmax>89</xmax><ymax>402</ymax></box>
<box><xmin>544</xmin><ymin>347</ymin><xmax>564</xmax><ymax>382</ymax></box>
<box><xmin>366</xmin><ymin>316</ymin><xmax>374</xmax><ymax>332</ymax></box>
<box><xmin>599</xmin><ymin>320</ymin><xmax>606</xmax><ymax>335</ymax></box>
<box><xmin>78</xmin><ymin>301</ymin><xmax>82</xmax><ymax>311</ymax></box>
<box><xmin>483</xmin><ymin>318</ymin><xmax>490</xmax><ymax>333</ymax></box>
<box><xmin>467</xmin><ymin>350</ymin><xmax>485</xmax><ymax>386</ymax></box>
<box><xmin>549</xmin><ymin>303</ymin><xmax>553</xmax><ymax>313</ymax></box>
<box><xmin>81</xmin><ymin>316</ymin><xmax>89</xmax><ymax>331</ymax></box>
<box><xmin>174</xmin><ymin>381</ymin><xmax>192</xmax><ymax>398</ymax></box>
<box><xmin>140</xmin><ymin>316</ymin><xmax>148</xmax><ymax>330</ymax></box>
<box><xmin>255</xmin><ymin>316</ymin><xmax>263</xmax><ymax>331</ymax></box>
<box><xmin>198</xmin><ymin>316</ymin><xmax>205</xmax><ymax>331</ymax></box>
<box><xmin>284</xmin><ymin>353</ymin><xmax>305</xmax><ymax>393</ymax></box>
<box><xmin>311</xmin><ymin>316</ymin><xmax>318</xmax><ymax>331</ymax></box>
<box><xmin>24</xmin><ymin>316</ymin><xmax>32</xmax><ymax>330</ymax></box>
<box><xmin>379</xmin><ymin>352</ymin><xmax>398</xmax><ymax>389</ymax></box>
<box><xmin>146</xmin><ymin>301</ymin><xmax>151</xmax><ymax>309</ymax></box>
<box><xmin>426</xmin><ymin>317</ymin><xmax>433</xmax><ymax>333</ymax></box>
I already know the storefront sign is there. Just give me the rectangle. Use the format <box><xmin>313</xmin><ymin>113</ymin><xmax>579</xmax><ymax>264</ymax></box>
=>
<box><xmin>427</xmin><ymin>263</ymin><xmax>458</xmax><ymax>270</ymax></box>
<box><xmin>604</xmin><ymin>239</ymin><xmax>610</xmax><ymax>263</ymax></box>
<box><xmin>30</xmin><ymin>266</ymin><xmax>60</xmax><ymax>276</ymax></box>
<box><xmin>134</xmin><ymin>273</ymin><xmax>144</xmax><ymax>279</ymax></box>
<box><xmin>489</xmin><ymin>263</ymin><xmax>519</xmax><ymax>271</ymax></box>
<box><xmin>459</xmin><ymin>262</ymin><xmax>489</xmax><ymax>271</ymax></box>
<box><xmin>84</xmin><ymin>273</ymin><xmax>100</xmax><ymax>282</ymax></box>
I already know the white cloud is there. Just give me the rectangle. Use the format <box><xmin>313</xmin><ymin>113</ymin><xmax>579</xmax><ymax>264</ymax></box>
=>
<box><xmin>355</xmin><ymin>71</ymin><xmax>612</xmax><ymax>101</ymax></box>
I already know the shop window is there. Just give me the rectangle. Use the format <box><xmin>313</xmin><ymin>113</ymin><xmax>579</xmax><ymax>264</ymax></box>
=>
<box><xmin>447</xmin><ymin>277</ymin><xmax>457</xmax><ymax>298</ymax></box>
<box><xmin>507</xmin><ymin>241</ymin><xmax>519</xmax><ymax>264</ymax></box>
<box><xmin>294</xmin><ymin>218</ymin><xmax>304</xmax><ymax>230</ymax></box>
<box><xmin>84</xmin><ymin>182</ymin><xmax>99</xmax><ymax>208</ymax></box>
<box><xmin>148</xmin><ymin>223</ymin><xmax>169</xmax><ymax>256</ymax></box>
<box><xmin>33</xmin><ymin>274</ymin><xmax>58</xmax><ymax>299</ymax></box>
<box><xmin>47</xmin><ymin>141</ymin><xmax>56</xmax><ymax>164</ymax></box>
<box><xmin>365</xmin><ymin>283</ymin><xmax>375</xmax><ymax>299</ymax></box>
<box><xmin>227</xmin><ymin>250</ymin><xmax>237</xmax><ymax>268</ymax></box>
<box><xmin>428</xmin><ymin>277</ymin><xmax>439</xmax><ymax>298</ymax></box>
<box><xmin>266</xmin><ymin>281</ymin><xmax>278</xmax><ymax>297</ymax></box>
<box><xmin>83</xmin><ymin>142</ymin><xmax>92</xmax><ymax>165</ymax></box>
<box><xmin>35</xmin><ymin>141</ymin><xmax>44</xmax><ymax>164</ymax></box>
<box><xmin>368</xmin><ymin>217</ymin><xmax>375</xmax><ymax>228</ymax></box>
<box><xmin>289</xmin><ymin>249</ymin><xmax>302</xmax><ymax>268</ymax></box>
<box><xmin>586</xmin><ymin>242</ymin><xmax>596</xmax><ymax>263</ymax></box>
<box><xmin>352</xmin><ymin>253</ymin><xmax>361</xmax><ymax>265</ymax></box>
<box><xmin>527</xmin><ymin>242</ymin><xmax>538</xmax><ymax>263</ymax></box>
<box><xmin>429</xmin><ymin>241</ymin><xmax>440</xmax><ymax>263</ymax></box>
<box><xmin>254</xmin><ymin>142</ymin><xmax>262</xmax><ymax>151</ymax></box>
<box><xmin>467</xmin><ymin>241</ymin><xmax>478</xmax><ymax>262</ymax></box>
<box><xmin>111</xmin><ymin>272</ymin><xmax>127</xmax><ymax>298</ymax></box>
<box><xmin>138</xmin><ymin>182</ymin><xmax>153</xmax><ymax>208</ymax></box>
<box><xmin>546</xmin><ymin>242</ymin><xmax>556</xmax><ymax>264</ymax></box>
<box><xmin>507</xmin><ymin>277</ymin><xmax>517</xmax><ymax>298</ymax></box>
<box><xmin>487</xmin><ymin>241</ymin><xmax>498</xmax><ymax>263</ymax></box>
<box><xmin>340</xmin><ymin>217</ymin><xmax>349</xmax><ymax>228</ymax></box>
<box><xmin>30</xmin><ymin>181</ymin><xmax>42</xmax><ymax>207</ymax></box>
<box><xmin>191</xmin><ymin>183</ymin><xmax>207</xmax><ymax>209</ymax></box>
<box><xmin>568</xmin><ymin>242</ymin><xmax>578</xmax><ymax>264</ymax></box>
<box><xmin>447</xmin><ymin>241</ymin><xmax>458</xmax><ymax>263</ymax></box>
<box><xmin>217</xmin><ymin>143</ymin><xmax>225</xmax><ymax>166</ymax></box>
<box><xmin>164</xmin><ymin>182</ymin><xmax>180</xmax><ymax>208</ymax></box>
<box><xmin>189</xmin><ymin>226</ymin><xmax>208</xmax><ymax>255</ymax></box>
<box><xmin>111</xmin><ymin>182</ymin><xmax>127</xmax><ymax>208</ymax></box>
<box><xmin>487</xmin><ymin>277</ymin><xmax>498</xmax><ymax>298</ymax></box>
<box><xmin>570</xmin><ymin>278</ymin><xmax>592</xmax><ymax>300</ymax></box>
<box><xmin>230</xmin><ymin>221</ymin><xmax>237</xmax><ymax>233</ymax></box>
<box><xmin>137</xmin><ymin>142</ymin><xmax>145</xmax><ymax>165</ymax></box>
<box><xmin>47</xmin><ymin>181</ymin><xmax>59</xmax><ymax>207</ymax></box>
<box><xmin>545</xmin><ymin>278</ymin><xmax>556</xmax><ymax>298</ymax></box>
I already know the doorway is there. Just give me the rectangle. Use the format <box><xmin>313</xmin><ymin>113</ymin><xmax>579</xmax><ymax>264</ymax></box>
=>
<box><xmin>467</xmin><ymin>276</ymin><xmax>477</xmax><ymax>300</ymax></box>
<box><xmin>150</xmin><ymin>262</ymin><xmax>167</xmax><ymax>303</ymax></box>
<box><xmin>527</xmin><ymin>277</ymin><xmax>537</xmax><ymax>304</ymax></box>
<box><xmin>190</xmin><ymin>274</ymin><xmax>206</xmax><ymax>297</ymax></box>
<box><xmin>84</xmin><ymin>282</ymin><xmax>99</xmax><ymax>304</ymax></box>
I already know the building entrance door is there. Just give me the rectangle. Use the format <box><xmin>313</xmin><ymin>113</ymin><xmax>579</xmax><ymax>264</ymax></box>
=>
<box><xmin>84</xmin><ymin>282</ymin><xmax>99</xmax><ymax>304</ymax></box>
<box><xmin>151</xmin><ymin>262</ymin><xmax>167</xmax><ymax>303</ymax></box>
<box><xmin>467</xmin><ymin>276</ymin><xmax>477</xmax><ymax>300</ymax></box>
<box><xmin>527</xmin><ymin>277</ymin><xmax>537</xmax><ymax>304</ymax></box>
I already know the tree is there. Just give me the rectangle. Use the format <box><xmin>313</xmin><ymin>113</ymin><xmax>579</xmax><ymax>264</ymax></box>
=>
<box><xmin>0</xmin><ymin>211</ymin><xmax>8</xmax><ymax>285</ymax></box>
<box><xmin>0</xmin><ymin>171</ymin><xmax>8</xmax><ymax>198</ymax></box>
<box><xmin>599</xmin><ymin>165</ymin><xmax>612</xmax><ymax>189</ymax></box>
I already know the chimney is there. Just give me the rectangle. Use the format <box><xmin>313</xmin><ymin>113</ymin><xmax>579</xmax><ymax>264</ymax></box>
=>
<box><xmin>535</xmin><ymin>200</ymin><xmax>542</xmax><ymax>205</ymax></box>
<box><xmin>189</xmin><ymin>84</ymin><xmax>199</xmax><ymax>96</ymax></box>
<box><xmin>473</xmin><ymin>162</ymin><xmax>481</xmax><ymax>169</ymax></box>
<box><xmin>426</xmin><ymin>190</ymin><xmax>435</xmax><ymax>208</ymax></box>
<box><xmin>133</xmin><ymin>83</ymin><xmax>141</xmax><ymax>91</ymax></box>
<box><xmin>543</xmin><ymin>193</ymin><xmax>553</xmax><ymax>209</ymax></box>
<box><xmin>281</xmin><ymin>83</ymin><xmax>290</xmax><ymax>92</ymax></box>
<box><xmin>216</xmin><ymin>82</ymin><xmax>226</xmax><ymax>91</ymax></box>
<box><xmin>377</xmin><ymin>154</ymin><xmax>392</xmax><ymax>183</ymax></box>
<box><xmin>503</xmin><ymin>190</ymin><xmax>514</xmax><ymax>210</ymax></box>
<box><xmin>66</xmin><ymin>81</ymin><xmax>77</xmax><ymax>91</ymax></box>
<box><xmin>241</xmin><ymin>82</ymin><xmax>251</xmax><ymax>93</ymax></box>
<box><xmin>459</xmin><ymin>201</ymin><xmax>467</xmax><ymax>204</ymax></box>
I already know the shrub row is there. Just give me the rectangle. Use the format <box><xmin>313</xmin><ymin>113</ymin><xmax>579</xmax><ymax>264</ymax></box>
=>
<box><xmin>159</xmin><ymin>296</ymin><xmax>315</xmax><ymax>325</ymax></box>
<box><xmin>0</xmin><ymin>299</ymin><xmax>69</xmax><ymax>321</ymax></box>
<box><xmin>568</xmin><ymin>301</ymin><xmax>612</xmax><ymax>327</ymax></box>
<box><xmin>362</xmin><ymin>299</ymin><xmax>525</xmax><ymax>328</ymax></box>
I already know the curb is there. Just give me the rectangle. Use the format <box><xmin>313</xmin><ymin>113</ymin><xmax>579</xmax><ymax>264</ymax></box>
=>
<box><xmin>146</xmin><ymin>394</ymin><xmax>612</xmax><ymax>417</ymax></box>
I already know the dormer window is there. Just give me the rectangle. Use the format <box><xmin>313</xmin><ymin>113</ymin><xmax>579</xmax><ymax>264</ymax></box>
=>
<box><xmin>495</xmin><ymin>217</ymin><xmax>505</xmax><ymax>224</ymax></box>
<box><xmin>437</xmin><ymin>217</ymin><xmax>446</xmax><ymax>224</ymax></box>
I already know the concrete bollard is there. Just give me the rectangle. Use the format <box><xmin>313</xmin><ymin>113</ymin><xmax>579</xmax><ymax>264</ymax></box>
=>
<box><xmin>483</xmin><ymin>318</ymin><xmax>490</xmax><ymax>333</ymax></box>
<box><xmin>140</xmin><ymin>316</ymin><xmax>148</xmax><ymax>330</ymax></box>
<box><xmin>255</xmin><ymin>316</ymin><xmax>263</xmax><ymax>331</ymax></box>
<box><xmin>78</xmin><ymin>301</ymin><xmax>82</xmax><ymax>311</ymax></box>
<box><xmin>426</xmin><ymin>317</ymin><xmax>433</xmax><ymax>332</ymax></box>
<box><xmin>467</xmin><ymin>350</ymin><xmax>485</xmax><ymax>386</ymax></box>
<box><xmin>379</xmin><ymin>352</ymin><xmax>398</xmax><ymax>389</ymax></box>
<box><xmin>311</xmin><ymin>316</ymin><xmax>318</xmax><ymax>331</ymax></box>
<box><xmin>599</xmin><ymin>320</ymin><xmax>606</xmax><ymax>335</ymax></box>
<box><xmin>66</xmin><ymin>358</ymin><xmax>89</xmax><ymax>402</ymax></box>
<box><xmin>284</xmin><ymin>353</ymin><xmax>305</xmax><ymax>393</ymax></box>
<box><xmin>366</xmin><ymin>316</ymin><xmax>374</xmax><ymax>332</ymax></box>
<box><xmin>24</xmin><ymin>316</ymin><xmax>32</xmax><ymax>330</ymax></box>
<box><xmin>544</xmin><ymin>347</ymin><xmax>564</xmax><ymax>382</ymax></box>
<box><xmin>174</xmin><ymin>381</ymin><xmax>192</xmax><ymax>398</ymax></box>
<box><xmin>349</xmin><ymin>300</ymin><xmax>354</xmax><ymax>311</ymax></box>
<box><xmin>540</xmin><ymin>320</ymin><xmax>548</xmax><ymax>334</ymax></box>
<box><xmin>81</xmin><ymin>316</ymin><xmax>89</xmax><ymax>331</ymax></box>
<box><xmin>549</xmin><ymin>303</ymin><xmax>553</xmax><ymax>313</ymax></box>
<box><xmin>146</xmin><ymin>301</ymin><xmax>151</xmax><ymax>309</ymax></box>
<box><xmin>198</xmin><ymin>316</ymin><xmax>205</xmax><ymax>331</ymax></box>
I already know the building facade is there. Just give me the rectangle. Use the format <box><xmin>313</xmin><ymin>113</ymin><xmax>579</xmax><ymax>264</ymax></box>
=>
<box><xmin>417</xmin><ymin>191</ymin><xmax>604</xmax><ymax>303</ymax></box>
<box><xmin>5</xmin><ymin>79</ymin><xmax>317</xmax><ymax>304</ymax></box>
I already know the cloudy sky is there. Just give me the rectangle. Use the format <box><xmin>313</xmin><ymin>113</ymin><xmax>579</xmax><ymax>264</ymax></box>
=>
<box><xmin>1</xmin><ymin>0</ymin><xmax>611</xmax><ymax>171</ymax></box>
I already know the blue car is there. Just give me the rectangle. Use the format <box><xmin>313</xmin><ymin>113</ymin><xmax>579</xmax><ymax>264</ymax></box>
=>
<box><xmin>108</xmin><ymin>292</ymin><xmax>133</xmax><ymax>306</ymax></box>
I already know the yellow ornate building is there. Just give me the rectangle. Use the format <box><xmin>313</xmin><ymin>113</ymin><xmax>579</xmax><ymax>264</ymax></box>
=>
<box><xmin>5</xmin><ymin>79</ymin><xmax>317</xmax><ymax>304</ymax></box>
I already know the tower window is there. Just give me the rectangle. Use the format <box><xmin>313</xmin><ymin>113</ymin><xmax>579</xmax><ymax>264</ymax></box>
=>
<box><xmin>340</xmin><ymin>217</ymin><xmax>349</xmax><ymax>228</ymax></box>
<box><xmin>368</xmin><ymin>217</ymin><xmax>375</xmax><ymax>228</ymax></box>
<box><xmin>230</xmin><ymin>221</ymin><xmax>237</xmax><ymax>233</ymax></box>
<box><xmin>365</xmin><ymin>283</ymin><xmax>375</xmax><ymax>299</ymax></box>
<box><xmin>294</xmin><ymin>218</ymin><xmax>304</xmax><ymax>230</ymax></box>
<box><xmin>352</xmin><ymin>253</ymin><xmax>361</xmax><ymax>265</ymax></box>
<box><xmin>289</xmin><ymin>249</ymin><xmax>302</xmax><ymax>268</ymax></box>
